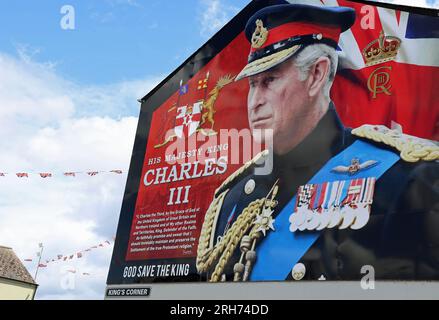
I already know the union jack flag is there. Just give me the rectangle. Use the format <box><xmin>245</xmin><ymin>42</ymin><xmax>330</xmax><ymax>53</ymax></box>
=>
<box><xmin>296</xmin><ymin>0</ymin><xmax>439</xmax><ymax>140</ymax></box>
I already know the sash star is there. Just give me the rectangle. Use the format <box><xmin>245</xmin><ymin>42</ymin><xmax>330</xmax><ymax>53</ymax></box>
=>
<box><xmin>254</xmin><ymin>207</ymin><xmax>275</xmax><ymax>236</ymax></box>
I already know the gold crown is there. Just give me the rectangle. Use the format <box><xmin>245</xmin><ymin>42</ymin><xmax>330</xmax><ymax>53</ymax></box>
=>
<box><xmin>362</xmin><ymin>31</ymin><xmax>401</xmax><ymax>67</ymax></box>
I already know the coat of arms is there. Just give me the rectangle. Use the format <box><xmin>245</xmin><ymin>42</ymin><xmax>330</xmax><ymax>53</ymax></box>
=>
<box><xmin>154</xmin><ymin>73</ymin><xmax>234</xmax><ymax>148</ymax></box>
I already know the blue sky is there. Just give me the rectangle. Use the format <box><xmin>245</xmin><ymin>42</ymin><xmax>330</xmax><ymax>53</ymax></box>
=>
<box><xmin>0</xmin><ymin>0</ymin><xmax>250</xmax><ymax>86</ymax></box>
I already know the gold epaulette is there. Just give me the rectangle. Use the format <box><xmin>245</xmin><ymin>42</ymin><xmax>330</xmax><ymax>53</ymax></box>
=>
<box><xmin>352</xmin><ymin>124</ymin><xmax>439</xmax><ymax>163</ymax></box>
<box><xmin>214</xmin><ymin>149</ymin><xmax>269</xmax><ymax>197</ymax></box>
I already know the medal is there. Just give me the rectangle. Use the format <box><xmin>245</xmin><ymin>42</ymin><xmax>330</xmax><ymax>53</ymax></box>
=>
<box><xmin>303</xmin><ymin>185</ymin><xmax>317</xmax><ymax>230</ymax></box>
<box><xmin>316</xmin><ymin>207</ymin><xmax>331</xmax><ymax>230</ymax></box>
<box><xmin>316</xmin><ymin>181</ymin><xmax>339</xmax><ymax>230</ymax></box>
<box><xmin>289</xmin><ymin>184</ymin><xmax>314</xmax><ymax>232</ymax></box>
<box><xmin>350</xmin><ymin>177</ymin><xmax>375</xmax><ymax>230</ymax></box>
<box><xmin>327</xmin><ymin>206</ymin><xmax>342</xmax><ymax>228</ymax></box>
<box><xmin>298</xmin><ymin>210</ymin><xmax>312</xmax><ymax>231</ymax></box>
<box><xmin>339</xmin><ymin>205</ymin><xmax>356</xmax><ymax>229</ymax></box>
<box><xmin>289</xmin><ymin>206</ymin><xmax>309</xmax><ymax>232</ymax></box>
<box><xmin>306</xmin><ymin>182</ymin><xmax>329</xmax><ymax>230</ymax></box>
<box><xmin>339</xmin><ymin>179</ymin><xmax>362</xmax><ymax>229</ymax></box>
<box><xmin>350</xmin><ymin>203</ymin><xmax>370</xmax><ymax>230</ymax></box>
<box><xmin>327</xmin><ymin>180</ymin><xmax>345</xmax><ymax>228</ymax></box>
<box><xmin>306</xmin><ymin>209</ymin><xmax>321</xmax><ymax>230</ymax></box>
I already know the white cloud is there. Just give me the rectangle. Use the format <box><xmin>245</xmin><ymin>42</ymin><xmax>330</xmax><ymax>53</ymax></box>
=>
<box><xmin>0</xmin><ymin>49</ymin><xmax>162</xmax><ymax>299</ymax></box>
<box><xmin>198</xmin><ymin>0</ymin><xmax>242</xmax><ymax>38</ymax></box>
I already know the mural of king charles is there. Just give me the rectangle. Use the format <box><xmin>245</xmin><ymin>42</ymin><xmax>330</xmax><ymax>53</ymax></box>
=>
<box><xmin>196</xmin><ymin>3</ymin><xmax>439</xmax><ymax>282</ymax></box>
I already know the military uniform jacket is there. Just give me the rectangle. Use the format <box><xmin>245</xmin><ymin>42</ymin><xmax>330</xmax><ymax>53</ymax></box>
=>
<box><xmin>196</xmin><ymin>103</ymin><xmax>439</xmax><ymax>281</ymax></box>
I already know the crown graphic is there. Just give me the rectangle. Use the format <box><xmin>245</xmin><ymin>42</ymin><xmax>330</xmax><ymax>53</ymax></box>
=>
<box><xmin>362</xmin><ymin>31</ymin><xmax>401</xmax><ymax>67</ymax></box>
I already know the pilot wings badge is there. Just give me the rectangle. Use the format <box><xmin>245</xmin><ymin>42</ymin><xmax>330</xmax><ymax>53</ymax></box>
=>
<box><xmin>331</xmin><ymin>158</ymin><xmax>379</xmax><ymax>175</ymax></box>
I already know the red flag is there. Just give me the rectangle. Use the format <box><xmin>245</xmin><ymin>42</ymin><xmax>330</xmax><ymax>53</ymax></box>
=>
<box><xmin>331</xmin><ymin>1</ymin><xmax>439</xmax><ymax>140</ymax></box>
<box><xmin>110</xmin><ymin>170</ymin><xmax>123</xmax><ymax>174</ymax></box>
<box><xmin>77</xmin><ymin>252</ymin><xmax>83</xmax><ymax>258</ymax></box>
<box><xmin>39</xmin><ymin>173</ymin><xmax>52</xmax><ymax>178</ymax></box>
<box><xmin>16</xmin><ymin>173</ymin><xmax>28</xmax><ymax>178</ymax></box>
<box><xmin>64</xmin><ymin>172</ymin><xmax>76</xmax><ymax>177</ymax></box>
<box><xmin>87</xmin><ymin>171</ymin><xmax>99</xmax><ymax>176</ymax></box>
<box><xmin>38</xmin><ymin>263</ymin><xmax>47</xmax><ymax>268</ymax></box>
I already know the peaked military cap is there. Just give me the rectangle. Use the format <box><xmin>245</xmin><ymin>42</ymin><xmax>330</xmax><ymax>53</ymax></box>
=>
<box><xmin>236</xmin><ymin>3</ymin><xmax>356</xmax><ymax>80</ymax></box>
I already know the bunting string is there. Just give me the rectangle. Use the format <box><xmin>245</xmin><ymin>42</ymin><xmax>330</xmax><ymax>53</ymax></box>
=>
<box><xmin>23</xmin><ymin>238</ymin><xmax>115</xmax><ymax>268</ymax></box>
<box><xmin>0</xmin><ymin>170</ymin><xmax>124</xmax><ymax>179</ymax></box>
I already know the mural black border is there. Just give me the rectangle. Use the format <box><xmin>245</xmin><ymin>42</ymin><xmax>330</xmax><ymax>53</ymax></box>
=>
<box><xmin>106</xmin><ymin>0</ymin><xmax>438</xmax><ymax>285</ymax></box>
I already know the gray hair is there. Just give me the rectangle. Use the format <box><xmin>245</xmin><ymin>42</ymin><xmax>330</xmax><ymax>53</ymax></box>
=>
<box><xmin>292</xmin><ymin>44</ymin><xmax>338</xmax><ymax>99</ymax></box>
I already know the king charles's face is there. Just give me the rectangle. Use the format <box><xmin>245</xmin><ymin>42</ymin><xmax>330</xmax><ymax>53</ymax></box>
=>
<box><xmin>247</xmin><ymin>58</ymin><xmax>310</xmax><ymax>154</ymax></box>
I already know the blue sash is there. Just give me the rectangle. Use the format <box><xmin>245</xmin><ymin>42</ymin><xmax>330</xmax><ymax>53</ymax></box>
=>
<box><xmin>250</xmin><ymin>140</ymin><xmax>400</xmax><ymax>281</ymax></box>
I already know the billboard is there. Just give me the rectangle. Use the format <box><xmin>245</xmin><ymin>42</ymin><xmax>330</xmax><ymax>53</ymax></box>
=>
<box><xmin>107</xmin><ymin>0</ymin><xmax>439</xmax><ymax>287</ymax></box>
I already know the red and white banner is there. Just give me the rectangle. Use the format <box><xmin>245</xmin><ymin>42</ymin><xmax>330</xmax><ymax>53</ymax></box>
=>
<box><xmin>0</xmin><ymin>170</ymin><xmax>124</xmax><ymax>179</ymax></box>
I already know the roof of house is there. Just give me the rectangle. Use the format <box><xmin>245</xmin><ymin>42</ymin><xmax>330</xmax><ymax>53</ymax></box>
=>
<box><xmin>0</xmin><ymin>245</ymin><xmax>36</xmax><ymax>285</ymax></box>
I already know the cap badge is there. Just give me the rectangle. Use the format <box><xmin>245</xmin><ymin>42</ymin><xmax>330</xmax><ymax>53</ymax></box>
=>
<box><xmin>251</xmin><ymin>19</ymin><xmax>268</xmax><ymax>49</ymax></box>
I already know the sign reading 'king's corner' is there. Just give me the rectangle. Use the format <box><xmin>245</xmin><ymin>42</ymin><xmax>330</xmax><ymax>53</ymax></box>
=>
<box><xmin>107</xmin><ymin>0</ymin><xmax>439</xmax><ymax>285</ymax></box>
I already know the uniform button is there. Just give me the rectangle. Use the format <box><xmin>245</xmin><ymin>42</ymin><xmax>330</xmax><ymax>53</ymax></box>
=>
<box><xmin>291</xmin><ymin>262</ymin><xmax>306</xmax><ymax>280</ymax></box>
<box><xmin>244</xmin><ymin>179</ymin><xmax>256</xmax><ymax>195</ymax></box>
